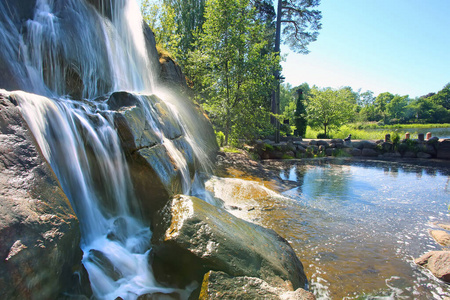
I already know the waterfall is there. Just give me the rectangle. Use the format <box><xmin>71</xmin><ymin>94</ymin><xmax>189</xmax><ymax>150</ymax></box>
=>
<box><xmin>0</xmin><ymin>0</ymin><xmax>213</xmax><ymax>299</ymax></box>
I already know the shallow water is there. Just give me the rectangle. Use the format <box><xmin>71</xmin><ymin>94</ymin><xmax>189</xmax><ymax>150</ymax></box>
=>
<box><xmin>261</xmin><ymin>159</ymin><xmax>450</xmax><ymax>299</ymax></box>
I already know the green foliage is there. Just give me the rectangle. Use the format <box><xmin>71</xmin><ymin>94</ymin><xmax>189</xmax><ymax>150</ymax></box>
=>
<box><xmin>141</xmin><ymin>0</ymin><xmax>180</xmax><ymax>57</ymax></box>
<box><xmin>141</xmin><ymin>0</ymin><xmax>205</xmax><ymax>67</ymax></box>
<box><xmin>294</xmin><ymin>88</ymin><xmax>307</xmax><ymax>137</ymax></box>
<box><xmin>306</xmin><ymin>86</ymin><xmax>356</xmax><ymax>136</ymax></box>
<box><xmin>428</xmin><ymin>83</ymin><xmax>450</xmax><ymax>110</ymax></box>
<box><xmin>215</xmin><ymin>130</ymin><xmax>225</xmax><ymax>147</ymax></box>
<box><xmin>277</xmin><ymin>0</ymin><xmax>322</xmax><ymax>54</ymax></box>
<box><xmin>391</xmin><ymin>132</ymin><xmax>400</xmax><ymax>145</ymax></box>
<box><xmin>221</xmin><ymin>146</ymin><xmax>241</xmax><ymax>153</ymax></box>
<box><xmin>185</xmin><ymin>0</ymin><xmax>279</xmax><ymax>145</ymax></box>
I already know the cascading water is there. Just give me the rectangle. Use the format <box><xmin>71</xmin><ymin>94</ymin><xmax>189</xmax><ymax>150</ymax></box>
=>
<box><xmin>0</xmin><ymin>0</ymin><xmax>214</xmax><ymax>298</ymax></box>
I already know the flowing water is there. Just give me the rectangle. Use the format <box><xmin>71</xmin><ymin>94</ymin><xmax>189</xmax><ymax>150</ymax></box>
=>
<box><xmin>264</xmin><ymin>159</ymin><xmax>450</xmax><ymax>299</ymax></box>
<box><xmin>0</xmin><ymin>0</ymin><xmax>213</xmax><ymax>298</ymax></box>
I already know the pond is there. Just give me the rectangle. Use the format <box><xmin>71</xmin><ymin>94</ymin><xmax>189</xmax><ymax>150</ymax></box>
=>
<box><xmin>260</xmin><ymin>159</ymin><xmax>450</xmax><ymax>299</ymax></box>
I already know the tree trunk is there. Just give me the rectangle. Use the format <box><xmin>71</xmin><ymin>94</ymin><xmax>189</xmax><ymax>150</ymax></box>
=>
<box><xmin>324</xmin><ymin>124</ymin><xmax>327</xmax><ymax>137</ymax></box>
<box><xmin>271</xmin><ymin>0</ymin><xmax>283</xmax><ymax>143</ymax></box>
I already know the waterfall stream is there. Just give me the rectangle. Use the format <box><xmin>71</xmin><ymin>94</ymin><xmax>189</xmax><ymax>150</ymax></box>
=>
<box><xmin>0</xmin><ymin>0</ymin><xmax>210</xmax><ymax>298</ymax></box>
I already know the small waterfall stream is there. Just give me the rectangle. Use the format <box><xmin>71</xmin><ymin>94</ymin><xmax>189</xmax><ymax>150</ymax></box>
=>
<box><xmin>0</xmin><ymin>0</ymin><xmax>211</xmax><ymax>298</ymax></box>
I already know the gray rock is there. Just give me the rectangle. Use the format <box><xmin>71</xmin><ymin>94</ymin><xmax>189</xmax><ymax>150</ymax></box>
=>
<box><xmin>403</xmin><ymin>151</ymin><xmax>416</xmax><ymax>158</ymax></box>
<box><xmin>0</xmin><ymin>94</ymin><xmax>82</xmax><ymax>299</ymax></box>
<box><xmin>152</xmin><ymin>195</ymin><xmax>308</xmax><ymax>290</ymax></box>
<box><xmin>361</xmin><ymin>148</ymin><xmax>378</xmax><ymax>157</ymax></box>
<box><xmin>316</xmin><ymin>140</ymin><xmax>329</xmax><ymax>147</ymax></box>
<box><xmin>198</xmin><ymin>271</ymin><xmax>315</xmax><ymax>300</ymax></box>
<box><xmin>325</xmin><ymin>148</ymin><xmax>336</xmax><ymax>156</ymax></box>
<box><xmin>415</xmin><ymin>251</ymin><xmax>450</xmax><ymax>283</ymax></box>
<box><xmin>417</xmin><ymin>152</ymin><xmax>432</xmax><ymax>159</ymax></box>
<box><xmin>350</xmin><ymin>148</ymin><xmax>362</xmax><ymax>156</ymax></box>
<box><xmin>360</xmin><ymin>140</ymin><xmax>378</xmax><ymax>149</ymax></box>
<box><xmin>331</xmin><ymin>139</ymin><xmax>344</xmax><ymax>144</ymax></box>
<box><xmin>437</xmin><ymin>140</ymin><xmax>450</xmax><ymax>159</ymax></box>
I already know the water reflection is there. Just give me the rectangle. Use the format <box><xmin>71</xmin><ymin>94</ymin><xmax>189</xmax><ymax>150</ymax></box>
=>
<box><xmin>265</xmin><ymin>159</ymin><xmax>450</xmax><ymax>299</ymax></box>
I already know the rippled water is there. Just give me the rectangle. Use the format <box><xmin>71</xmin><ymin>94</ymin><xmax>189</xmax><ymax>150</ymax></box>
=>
<box><xmin>261</xmin><ymin>159</ymin><xmax>450</xmax><ymax>299</ymax></box>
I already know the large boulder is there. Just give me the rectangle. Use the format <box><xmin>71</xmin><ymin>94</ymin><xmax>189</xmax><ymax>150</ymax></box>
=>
<box><xmin>0</xmin><ymin>94</ymin><xmax>82</xmax><ymax>298</ymax></box>
<box><xmin>151</xmin><ymin>195</ymin><xmax>308</xmax><ymax>291</ymax></box>
<box><xmin>198</xmin><ymin>271</ymin><xmax>315</xmax><ymax>300</ymax></box>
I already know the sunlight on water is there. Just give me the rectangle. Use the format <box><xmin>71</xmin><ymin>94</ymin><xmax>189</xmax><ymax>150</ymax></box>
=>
<box><xmin>270</xmin><ymin>159</ymin><xmax>450</xmax><ymax>299</ymax></box>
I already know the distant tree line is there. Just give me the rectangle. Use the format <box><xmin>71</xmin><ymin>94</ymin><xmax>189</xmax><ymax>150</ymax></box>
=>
<box><xmin>280</xmin><ymin>82</ymin><xmax>450</xmax><ymax>138</ymax></box>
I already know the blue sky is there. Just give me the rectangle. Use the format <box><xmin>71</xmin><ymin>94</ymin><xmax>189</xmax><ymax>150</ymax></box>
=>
<box><xmin>280</xmin><ymin>0</ymin><xmax>450</xmax><ymax>98</ymax></box>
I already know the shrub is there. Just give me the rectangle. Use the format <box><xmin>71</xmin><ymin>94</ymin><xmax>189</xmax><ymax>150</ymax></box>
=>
<box><xmin>317</xmin><ymin>133</ymin><xmax>328</xmax><ymax>139</ymax></box>
<box><xmin>216</xmin><ymin>131</ymin><xmax>225</xmax><ymax>147</ymax></box>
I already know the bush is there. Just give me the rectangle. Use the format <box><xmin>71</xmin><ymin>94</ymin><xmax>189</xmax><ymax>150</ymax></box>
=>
<box><xmin>317</xmin><ymin>133</ymin><xmax>328</xmax><ymax>139</ymax></box>
<box><xmin>215</xmin><ymin>131</ymin><xmax>225</xmax><ymax>147</ymax></box>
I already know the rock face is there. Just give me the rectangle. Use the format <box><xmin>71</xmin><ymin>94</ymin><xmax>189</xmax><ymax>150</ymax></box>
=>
<box><xmin>199</xmin><ymin>271</ymin><xmax>315</xmax><ymax>300</ymax></box>
<box><xmin>106</xmin><ymin>91</ymin><xmax>218</xmax><ymax>228</ymax></box>
<box><xmin>0</xmin><ymin>94</ymin><xmax>82</xmax><ymax>298</ymax></box>
<box><xmin>415</xmin><ymin>251</ymin><xmax>450</xmax><ymax>283</ymax></box>
<box><xmin>151</xmin><ymin>195</ymin><xmax>308</xmax><ymax>292</ymax></box>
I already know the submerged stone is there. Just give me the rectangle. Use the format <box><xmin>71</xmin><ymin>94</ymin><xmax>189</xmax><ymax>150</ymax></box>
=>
<box><xmin>198</xmin><ymin>271</ymin><xmax>315</xmax><ymax>300</ymax></box>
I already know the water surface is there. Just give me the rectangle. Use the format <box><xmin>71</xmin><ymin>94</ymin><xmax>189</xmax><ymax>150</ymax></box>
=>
<box><xmin>262</xmin><ymin>159</ymin><xmax>450</xmax><ymax>299</ymax></box>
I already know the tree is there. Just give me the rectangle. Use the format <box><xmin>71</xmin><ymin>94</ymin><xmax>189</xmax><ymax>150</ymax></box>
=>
<box><xmin>141</xmin><ymin>0</ymin><xmax>180</xmax><ymax>56</ymax></box>
<box><xmin>386</xmin><ymin>95</ymin><xmax>409</xmax><ymax>122</ymax></box>
<box><xmin>141</xmin><ymin>0</ymin><xmax>206</xmax><ymax>67</ymax></box>
<box><xmin>429</xmin><ymin>83</ymin><xmax>450</xmax><ymax>110</ymax></box>
<box><xmin>374</xmin><ymin>92</ymin><xmax>394</xmax><ymax>123</ymax></box>
<box><xmin>271</xmin><ymin>0</ymin><xmax>322</xmax><ymax>142</ymax></box>
<box><xmin>185</xmin><ymin>0</ymin><xmax>279</xmax><ymax>145</ymax></box>
<box><xmin>294</xmin><ymin>88</ymin><xmax>307</xmax><ymax>137</ymax></box>
<box><xmin>306</xmin><ymin>87</ymin><xmax>355</xmax><ymax>137</ymax></box>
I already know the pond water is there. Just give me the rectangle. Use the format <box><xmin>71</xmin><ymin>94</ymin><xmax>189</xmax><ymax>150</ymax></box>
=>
<box><xmin>261</xmin><ymin>159</ymin><xmax>450</xmax><ymax>299</ymax></box>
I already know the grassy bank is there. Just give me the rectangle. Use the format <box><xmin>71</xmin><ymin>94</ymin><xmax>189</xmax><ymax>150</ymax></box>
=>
<box><xmin>304</xmin><ymin>123</ymin><xmax>450</xmax><ymax>140</ymax></box>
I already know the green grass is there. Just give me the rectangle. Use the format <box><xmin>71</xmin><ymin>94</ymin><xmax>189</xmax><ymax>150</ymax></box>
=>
<box><xmin>221</xmin><ymin>146</ymin><xmax>241</xmax><ymax>153</ymax></box>
<box><xmin>304</xmin><ymin>123</ymin><xmax>450</xmax><ymax>140</ymax></box>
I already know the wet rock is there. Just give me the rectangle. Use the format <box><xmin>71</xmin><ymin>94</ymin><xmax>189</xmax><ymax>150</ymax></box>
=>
<box><xmin>415</xmin><ymin>251</ymin><xmax>450</xmax><ymax>283</ymax></box>
<box><xmin>0</xmin><ymin>94</ymin><xmax>82</xmax><ymax>298</ymax></box>
<box><xmin>430</xmin><ymin>230</ymin><xmax>450</xmax><ymax>247</ymax></box>
<box><xmin>152</xmin><ymin>195</ymin><xmax>307</xmax><ymax>290</ymax></box>
<box><xmin>86</xmin><ymin>249</ymin><xmax>122</xmax><ymax>281</ymax></box>
<box><xmin>198</xmin><ymin>271</ymin><xmax>315</xmax><ymax>300</ymax></box>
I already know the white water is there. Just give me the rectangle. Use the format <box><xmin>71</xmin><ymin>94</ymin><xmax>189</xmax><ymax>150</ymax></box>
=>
<box><xmin>0</xmin><ymin>0</ymin><xmax>212</xmax><ymax>298</ymax></box>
